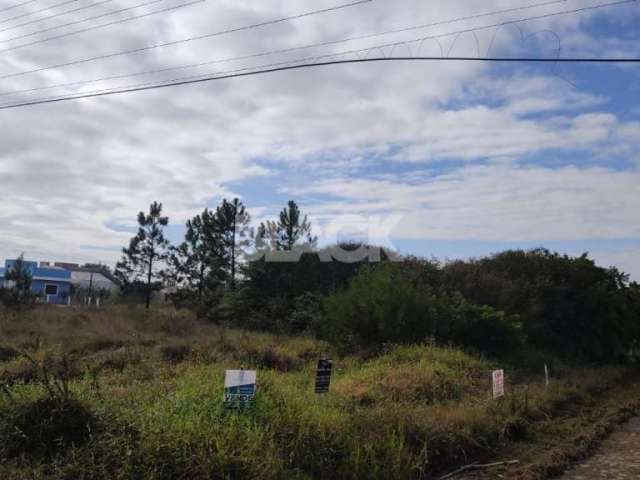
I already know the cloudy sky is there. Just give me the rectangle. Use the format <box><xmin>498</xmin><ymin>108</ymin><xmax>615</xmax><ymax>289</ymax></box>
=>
<box><xmin>0</xmin><ymin>0</ymin><xmax>639</xmax><ymax>278</ymax></box>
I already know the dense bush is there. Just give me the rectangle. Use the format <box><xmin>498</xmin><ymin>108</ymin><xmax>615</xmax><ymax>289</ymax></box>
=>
<box><xmin>321</xmin><ymin>263</ymin><xmax>522</xmax><ymax>355</ymax></box>
<box><xmin>443</xmin><ymin>249</ymin><xmax>640</xmax><ymax>361</ymax></box>
<box><xmin>0</xmin><ymin>397</ymin><xmax>96</xmax><ymax>459</ymax></box>
<box><xmin>0</xmin><ymin>286</ymin><xmax>36</xmax><ymax>309</ymax></box>
<box><xmin>221</xmin><ymin>247</ymin><xmax>640</xmax><ymax>362</ymax></box>
<box><xmin>215</xmin><ymin>243</ymin><xmax>395</xmax><ymax>332</ymax></box>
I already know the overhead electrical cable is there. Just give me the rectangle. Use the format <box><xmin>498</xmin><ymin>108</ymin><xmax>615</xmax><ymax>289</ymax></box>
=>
<box><xmin>0</xmin><ymin>0</ymin><xmax>571</xmax><ymax>97</ymax></box>
<box><xmin>0</xmin><ymin>0</ymin><xmax>79</xmax><ymax>25</ymax></box>
<box><xmin>0</xmin><ymin>1</ymin><xmax>39</xmax><ymax>16</ymax></box>
<box><xmin>0</xmin><ymin>0</ymin><xmax>372</xmax><ymax>57</ymax></box>
<box><xmin>0</xmin><ymin>0</ymin><xmax>202</xmax><ymax>46</ymax></box>
<box><xmin>0</xmin><ymin>0</ymin><xmax>116</xmax><ymax>35</ymax></box>
<box><xmin>1</xmin><ymin>55</ymin><xmax>639</xmax><ymax>110</ymax></box>
<box><xmin>0</xmin><ymin>0</ymin><xmax>633</xmax><ymax>90</ymax></box>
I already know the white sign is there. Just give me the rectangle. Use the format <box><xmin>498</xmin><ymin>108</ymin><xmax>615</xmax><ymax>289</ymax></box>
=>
<box><xmin>224</xmin><ymin>370</ymin><xmax>256</xmax><ymax>408</ymax></box>
<box><xmin>492</xmin><ymin>369</ymin><xmax>505</xmax><ymax>399</ymax></box>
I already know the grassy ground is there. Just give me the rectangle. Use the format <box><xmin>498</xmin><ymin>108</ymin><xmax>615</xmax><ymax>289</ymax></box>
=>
<box><xmin>0</xmin><ymin>306</ymin><xmax>637</xmax><ymax>480</ymax></box>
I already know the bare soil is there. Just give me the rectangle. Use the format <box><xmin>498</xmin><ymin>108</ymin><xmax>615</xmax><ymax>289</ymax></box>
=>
<box><xmin>557</xmin><ymin>417</ymin><xmax>640</xmax><ymax>480</ymax></box>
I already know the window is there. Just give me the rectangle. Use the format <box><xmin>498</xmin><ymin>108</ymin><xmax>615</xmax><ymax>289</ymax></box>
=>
<box><xmin>44</xmin><ymin>284</ymin><xmax>58</xmax><ymax>296</ymax></box>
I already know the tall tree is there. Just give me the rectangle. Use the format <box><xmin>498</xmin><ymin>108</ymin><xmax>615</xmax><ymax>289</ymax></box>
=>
<box><xmin>169</xmin><ymin>208</ymin><xmax>223</xmax><ymax>301</ymax></box>
<box><xmin>258</xmin><ymin>200</ymin><xmax>317</xmax><ymax>251</ymax></box>
<box><xmin>115</xmin><ymin>201</ymin><xmax>170</xmax><ymax>309</ymax></box>
<box><xmin>4</xmin><ymin>254</ymin><xmax>33</xmax><ymax>301</ymax></box>
<box><xmin>215</xmin><ymin>198</ymin><xmax>251</xmax><ymax>290</ymax></box>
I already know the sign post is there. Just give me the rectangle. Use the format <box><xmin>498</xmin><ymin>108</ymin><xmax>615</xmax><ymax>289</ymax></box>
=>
<box><xmin>224</xmin><ymin>370</ymin><xmax>256</xmax><ymax>409</ymax></box>
<box><xmin>315</xmin><ymin>358</ymin><xmax>332</xmax><ymax>394</ymax></box>
<box><xmin>544</xmin><ymin>364</ymin><xmax>549</xmax><ymax>389</ymax></box>
<box><xmin>492</xmin><ymin>369</ymin><xmax>505</xmax><ymax>399</ymax></box>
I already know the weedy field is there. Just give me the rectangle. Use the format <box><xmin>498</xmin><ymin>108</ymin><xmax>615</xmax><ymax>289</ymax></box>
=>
<box><xmin>0</xmin><ymin>306</ymin><xmax>638</xmax><ymax>480</ymax></box>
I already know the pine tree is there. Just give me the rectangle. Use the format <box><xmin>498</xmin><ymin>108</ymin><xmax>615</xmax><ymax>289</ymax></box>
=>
<box><xmin>115</xmin><ymin>201</ymin><xmax>170</xmax><ymax>309</ymax></box>
<box><xmin>258</xmin><ymin>200</ymin><xmax>317</xmax><ymax>251</ymax></box>
<box><xmin>169</xmin><ymin>208</ymin><xmax>224</xmax><ymax>301</ymax></box>
<box><xmin>5</xmin><ymin>254</ymin><xmax>33</xmax><ymax>301</ymax></box>
<box><xmin>215</xmin><ymin>198</ymin><xmax>251</xmax><ymax>290</ymax></box>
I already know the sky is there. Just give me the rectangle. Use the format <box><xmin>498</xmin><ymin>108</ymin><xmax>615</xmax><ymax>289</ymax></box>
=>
<box><xmin>0</xmin><ymin>0</ymin><xmax>639</xmax><ymax>279</ymax></box>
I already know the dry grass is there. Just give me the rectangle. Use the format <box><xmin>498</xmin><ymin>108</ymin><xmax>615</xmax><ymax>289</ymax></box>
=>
<box><xmin>0</xmin><ymin>306</ymin><xmax>637</xmax><ymax>480</ymax></box>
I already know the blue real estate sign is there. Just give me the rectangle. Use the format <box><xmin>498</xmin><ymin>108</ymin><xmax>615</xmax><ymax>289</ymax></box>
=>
<box><xmin>224</xmin><ymin>370</ymin><xmax>256</xmax><ymax>409</ymax></box>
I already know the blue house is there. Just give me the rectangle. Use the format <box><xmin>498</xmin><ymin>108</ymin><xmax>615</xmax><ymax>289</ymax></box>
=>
<box><xmin>1</xmin><ymin>259</ymin><xmax>72</xmax><ymax>305</ymax></box>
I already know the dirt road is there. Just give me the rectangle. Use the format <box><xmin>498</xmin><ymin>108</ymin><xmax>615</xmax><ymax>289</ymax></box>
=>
<box><xmin>556</xmin><ymin>417</ymin><xmax>640</xmax><ymax>479</ymax></box>
<box><xmin>454</xmin><ymin>416</ymin><xmax>640</xmax><ymax>480</ymax></box>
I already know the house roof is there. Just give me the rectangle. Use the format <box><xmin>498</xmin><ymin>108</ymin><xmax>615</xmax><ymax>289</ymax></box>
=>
<box><xmin>3</xmin><ymin>260</ymin><xmax>71</xmax><ymax>283</ymax></box>
<box><xmin>34</xmin><ymin>267</ymin><xmax>71</xmax><ymax>281</ymax></box>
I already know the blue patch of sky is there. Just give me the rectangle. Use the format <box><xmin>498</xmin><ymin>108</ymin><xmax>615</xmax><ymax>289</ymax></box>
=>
<box><xmin>163</xmin><ymin>224</ymin><xmax>187</xmax><ymax>246</ymax></box>
<box><xmin>514</xmin><ymin>148</ymin><xmax>633</xmax><ymax>171</ymax></box>
<box><xmin>104</xmin><ymin>221</ymin><xmax>136</xmax><ymax>234</ymax></box>
<box><xmin>222</xmin><ymin>170</ymin><xmax>295</xmax><ymax>212</ymax></box>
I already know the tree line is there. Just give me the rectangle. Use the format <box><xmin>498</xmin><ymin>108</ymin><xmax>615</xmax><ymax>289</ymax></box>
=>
<box><xmin>114</xmin><ymin>199</ymin><xmax>316</xmax><ymax>310</ymax></box>
<box><xmin>2</xmin><ymin>198</ymin><xmax>635</xmax><ymax>363</ymax></box>
<box><xmin>112</xmin><ymin>200</ymin><xmax>640</xmax><ymax>363</ymax></box>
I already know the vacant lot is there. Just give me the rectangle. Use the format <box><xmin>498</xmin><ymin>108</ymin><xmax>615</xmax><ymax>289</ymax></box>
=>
<box><xmin>0</xmin><ymin>306</ymin><xmax>638</xmax><ymax>479</ymax></box>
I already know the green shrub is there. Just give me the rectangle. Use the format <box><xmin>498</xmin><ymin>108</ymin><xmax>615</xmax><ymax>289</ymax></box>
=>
<box><xmin>81</xmin><ymin>347</ymin><xmax>144</xmax><ymax>372</ymax></box>
<box><xmin>443</xmin><ymin>249</ymin><xmax>640</xmax><ymax>361</ymax></box>
<box><xmin>321</xmin><ymin>264</ymin><xmax>522</xmax><ymax>355</ymax></box>
<box><xmin>0</xmin><ymin>345</ymin><xmax>19</xmax><ymax>363</ymax></box>
<box><xmin>0</xmin><ymin>397</ymin><xmax>96</xmax><ymax>458</ymax></box>
<box><xmin>157</xmin><ymin>341</ymin><xmax>192</xmax><ymax>364</ymax></box>
<box><xmin>285</xmin><ymin>292</ymin><xmax>323</xmax><ymax>334</ymax></box>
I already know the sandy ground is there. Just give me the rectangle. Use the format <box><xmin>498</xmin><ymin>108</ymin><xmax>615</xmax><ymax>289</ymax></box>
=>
<box><xmin>453</xmin><ymin>417</ymin><xmax>640</xmax><ymax>480</ymax></box>
<box><xmin>556</xmin><ymin>417</ymin><xmax>640</xmax><ymax>480</ymax></box>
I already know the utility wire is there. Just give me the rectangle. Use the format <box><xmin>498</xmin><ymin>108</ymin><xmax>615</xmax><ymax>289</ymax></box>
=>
<box><xmin>0</xmin><ymin>0</ymin><xmax>633</xmax><ymax>92</ymax></box>
<box><xmin>1</xmin><ymin>56</ymin><xmax>639</xmax><ymax>110</ymax></box>
<box><xmin>0</xmin><ymin>0</ymin><xmax>79</xmax><ymax>25</ymax></box>
<box><xmin>0</xmin><ymin>0</ymin><xmax>371</xmax><ymax>54</ymax></box>
<box><xmin>0</xmin><ymin>0</ymin><xmax>172</xmax><ymax>41</ymax></box>
<box><xmin>0</xmin><ymin>0</ymin><xmax>372</xmax><ymax>61</ymax></box>
<box><xmin>0</xmin><ymin>0</ymin><xmax>200</xmax><ymax>46</ymax></box>
<box><xmin>0</xmin><ymin>1</ymin><xmax>39</xmax><ymax>15</ymax></box>
<box><xmin>0</xmin><ymin>0</ymin><xmax>116</xmax><ymax>35</ymax></box>
<box><xmin>0</xmin><ymin>1</ymin><xmax>39</xmax><ymax>16</ymax></box>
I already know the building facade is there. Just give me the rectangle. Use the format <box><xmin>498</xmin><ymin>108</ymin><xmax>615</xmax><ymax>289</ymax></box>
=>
<box><xmin>1</xmin><ymin>259</ymin><xmax>73</xmax><ymax>305</ymax></box>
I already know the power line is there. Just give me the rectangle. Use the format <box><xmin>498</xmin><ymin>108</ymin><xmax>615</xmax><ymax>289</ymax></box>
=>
<box><xmin>0</xmin><ymin>0</ymin><xmax>372</xmax><ymax>67</ymax></box>
<box><xmin>0</xmin><ymin>1</ymin><xmax>39</xmax><ymax>16</ymax></box>
<box><xmin>0</xmin><ymin>0</ymin><xmax>79</xmax><ymax>25</ymax></box>
<box><xmin>1</xmin><ymin>55</ymin><xmax>639</xmax><ymax>110</ymax></box>
<box><xmin>0</xmin><ymin>0</ymin><xmax>634</xmax><ymax>93</ymax></box>
<box><xmin>0</xmin><ymin>0</ymin><xmax>173</xmax><ymax>42</ymax></box>
<box><xmin>1</xmin><ymin>0</ymin><xmax>371</xmax><ymax>55</ymax></box>
<box><xmin>0</xmin><ymin>0</ymin><xmax>116</xmax><ymax>35</ymax></box>
<box><xmin>0</xmin><ymin>0</ymin><xmax>199</xmax><ymax>46</ymax></box>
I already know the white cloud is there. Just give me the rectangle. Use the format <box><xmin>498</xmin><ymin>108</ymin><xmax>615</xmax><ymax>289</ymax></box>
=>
<box><xmin>0</xmin><ymin>0</ymin><xmax>638</xmax><ymax>270</ymax></box>
<box><xmin>589</xmin><ymin>248</ymin><xmax>640</xmax><ymax>283</ymax></box>
<box><xmin>295</xmin><ymin>163</ymin><xmax>640</xmax><ymax>242</ymax></box>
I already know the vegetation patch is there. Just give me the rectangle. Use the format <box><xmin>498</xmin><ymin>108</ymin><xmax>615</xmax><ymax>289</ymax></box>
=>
<box><xmin>0</xmin><ymin>307</ymin><xmax>637</xmax><ymax>479</ymax></box>
<box><xmin>156</xmin><ymin>341</ymin><xmax>192</xmax><ymax>364</ymax></box>
<box><xmin>0</xmin><ymin>346</ymin><xmax>19</xmax><ymax>363</ymax></box>
<box><xmin>0</xmin><ymin>397</ymin><xmax>97</xmax><ymax>459</ymax></box>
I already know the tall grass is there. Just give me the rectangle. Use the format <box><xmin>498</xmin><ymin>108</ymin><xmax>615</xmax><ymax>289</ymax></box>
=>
<box><xmin>0</xmin><ymin>306</ymin><xmax>635</xmax><ymax>479</ymax></box>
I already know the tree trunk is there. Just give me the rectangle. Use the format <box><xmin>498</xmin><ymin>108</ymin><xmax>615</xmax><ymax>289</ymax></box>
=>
<box><xmin>198</xmin><ymin>263</ymin><xmax>204</xmax><ymax>301</ymax></box>
<box><xmin>146</xmin><ymin>252</ymin><xmax>154</xmax><ymax>310</ymax></box>
<box><xmin>230</xmin><ymin>207</ymin><xmax>237</xmax><ymax>291</ymax></box>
